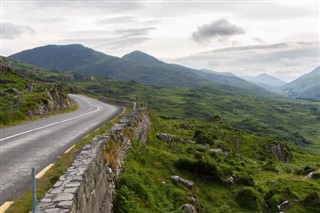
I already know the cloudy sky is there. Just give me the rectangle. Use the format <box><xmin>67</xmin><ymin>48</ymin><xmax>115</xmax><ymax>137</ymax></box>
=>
<box><xmin>1</xmin><ymin>0</ymin><xmax>319</xmax><ymax>82</ymax></box>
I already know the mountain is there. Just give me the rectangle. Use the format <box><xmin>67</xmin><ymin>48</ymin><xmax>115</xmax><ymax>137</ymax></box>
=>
<box><xmin>241</xmin><ymin>73</ymin><xmax>286</xmax><ymax>87</ymax></box>
<box><xmin>10</xmin><ymin>44</ymin><xmax>266</xmax><ymax>91</ymax></box>
<box><xmin>200</xmin><ymin>69</ymin><xmax>237</xmax><ymax>77</ymax></box>
<box><xmin>281</xmin><ymin>66</ymin><xmax>320</xmax><ymax>101</ymax></box>
<box><xmin>122</xmin><ymin>50</ymin><xmax>162</xmax><ymax>64</ymax></box>
<box><xmin>241</xmin><ymin>73</ymin><xmax>286</xmax><ymax>93</ymax></box>
<box><xmin>253</xmin><ymin>73</ymin><xmax>286</xmax><ymax>87</ymax></box>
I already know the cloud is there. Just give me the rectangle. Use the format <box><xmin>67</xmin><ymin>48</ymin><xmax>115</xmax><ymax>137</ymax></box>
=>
<box><xmin>97</xmin><ymin>16</ymin><xmax>137</xmax><ymax>24</ymax></box>
<box><xmin>173</xmin><ymin>41</ymin><xmax>319</xmax><ymax>81</ymax></box>
<box><xmin>117</xmin><ymin>27</ymin><xmax>156</xmax><ymax>37</ymax></box>
<box><xmin>192</xmin><ymin>19</ymin><xmax>245</xmax><ymax>44</ymax></box>
<box><xmin>2</xmin><ymin>22</ymin><xmax>34</xmax><ymax>39</ymax></box>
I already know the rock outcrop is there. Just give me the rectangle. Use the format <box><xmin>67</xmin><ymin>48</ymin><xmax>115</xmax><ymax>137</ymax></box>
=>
<box><xmin>171</xmin><ymin>175</ymin><xmax>194</xmax><ymax>189</ymax></box>
<box><xmin>28</xmin><ymin>86</ymin><xmax>73</xmax><ymax>117</ymax></box>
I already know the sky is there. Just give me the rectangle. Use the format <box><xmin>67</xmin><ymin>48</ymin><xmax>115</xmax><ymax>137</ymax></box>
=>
<box><xmin>1</xmin><ymin>0</ymin><xmax>319</xmax><ymax>82</ymax></box>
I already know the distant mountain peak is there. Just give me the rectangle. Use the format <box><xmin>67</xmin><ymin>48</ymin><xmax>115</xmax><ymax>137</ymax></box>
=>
<box><xmin>253</xmin><ymin>73</ymin><xmax>286</xmax><ymax>87</ymax></box>
<box><xmin>122</xmin><ymin>50</ymin><xmax>163</xmax><ymax>64</ymax></box>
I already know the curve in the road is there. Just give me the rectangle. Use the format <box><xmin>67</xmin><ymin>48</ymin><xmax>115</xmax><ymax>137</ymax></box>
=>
<box><xmin>0</xmin><ymin>94</ymin><xmax>122</xmax><ymax>205</ymax></box>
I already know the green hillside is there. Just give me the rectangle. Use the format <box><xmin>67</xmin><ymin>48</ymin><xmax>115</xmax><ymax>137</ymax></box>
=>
<box><xmin>68</xmin><ymin>77</ymin><xmax>320</xmax><ymax>153</ymax></box>
<box><xmin>0</xmin><ymin>56</ymin><xmax>74</xmax><ymax>126</ymax></box>
<box><xmin>282</xmin><ymin>67</ymin><xmax>320</xmax><ymax>101</ymax></box>
<box><xmin>114</xmin><ymin>114</ymin><xmax>320</xmax><ymax>213</ymax></box>
<box><xmin>10</xmin><ymin>44</ymin><xmax>264</xmax><ymax>91</ymax></box>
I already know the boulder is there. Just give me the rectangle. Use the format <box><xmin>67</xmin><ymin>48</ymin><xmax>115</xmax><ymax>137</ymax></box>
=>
<box><xmin>209</xmin><ymin>148</ymin><xmax>223</xmax><ymax>154</ymax></box>
<box><xmin>157</xmin><ymin>133</ymin><xmax>183</xmax><ymax>143</ymax></box>
<box><xmin>305</xmin><ymin>172</ymin><xmax>313</xmax><ymax>179</ymax></box>
<box><xmin>179</xmin><ymin>203</ymin><xmax>197</xmax><ymax>213</ymax></box>
<box><xmin>277</xmin><ymin>200</ymin><xmax>290</xmax><ymax>211</ymax></box>
<box><xmin>5</xmin><ymin>88</ymin><xmax>19</xmax><ymax>94</ymax></box>
<box><xmin>271</xmin><ymin>143</ymin><xmax>292</xmax><ymax>162</ymax></box>
<box><xmin>171</xmin><ymin>175</ymin><xmax>193</xmax><ymax>189</ymax></box>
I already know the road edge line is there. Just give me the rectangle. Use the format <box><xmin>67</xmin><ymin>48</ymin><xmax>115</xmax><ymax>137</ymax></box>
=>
<box><xmin>0</xmin><ymin>201</ymin><xmax>14</xmax><ymax>213</ymax></box>
<box><xmin>64</xmin><ymin>145</ymin><xmax>75</xmax><ymax>154</ymax></box>
<box><xmin>36</xmin><ymin>164</ymin><xmax>54</xmax><ymax>179</ymax></box>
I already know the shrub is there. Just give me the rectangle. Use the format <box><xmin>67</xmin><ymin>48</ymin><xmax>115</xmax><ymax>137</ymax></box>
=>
<box><xmin>311</xmin><ymin>172</ymin><xmax>320</xmax><ymax>179</ymax></box>
<box><xmin>302</xmin><ymin>192</ymin><xmax>320</xmax><ymax>207</ymax></box>
<box><xmin>175</xmin><ymin>158</ymin><xmax>221</xmax><ymax>182</ymax></box>
<box><xmin>235</xmin><ymin>187</ymin><xmax>262</xmax><ymax>210</ymax></box>
<box><xmin>237</xmin><ymin>175</ymin><xmax>255</xmax><ymax>186</ymax></box>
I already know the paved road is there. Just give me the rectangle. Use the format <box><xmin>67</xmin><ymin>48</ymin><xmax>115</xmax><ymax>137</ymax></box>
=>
<box><xmin>0</xmin><ymin>94</ymin><xmax>122</xmax><ymax>205</ymax></box>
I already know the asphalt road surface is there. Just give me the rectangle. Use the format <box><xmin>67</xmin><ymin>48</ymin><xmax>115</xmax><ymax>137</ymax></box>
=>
<box><xmin>0</xmin><ymin>94</ymin><xmax>122</xmax><ymax>205</ymax></box>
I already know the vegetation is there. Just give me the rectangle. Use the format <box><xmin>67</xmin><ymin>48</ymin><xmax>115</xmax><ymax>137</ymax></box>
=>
<box><xmin>113</xmin><ymin>114</ymin><xmax>320</xmax><ymax>212</ymax></box>
<box><xmin>66</xmin><ymin>77</ymin><xmax>320</xmax><ymax>155</ymax></box>
<box><xmin>0</xmin><ymin>57</ymin><xmax>75</xmax><ymax>126</ymax></box>
<box><xmin>3</xmin><ymin>49</ymin><xmax>320</xmax><ymax>212</ymax></box>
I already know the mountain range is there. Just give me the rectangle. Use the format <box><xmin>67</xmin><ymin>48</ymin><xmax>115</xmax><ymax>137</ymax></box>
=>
<box><xmin>282</xmin><ymin>66</ymin><xmax>320</xmax><ymax>101</ymax></box>
<box><xmin>9</xmin><ymin>44</ymin><xmax>263</xmax><ymax>91</ymax></box>
<box><xmin>9</xmin><ymin>44</ymin><xmax>320</xmax><ymax>101</ymax></box>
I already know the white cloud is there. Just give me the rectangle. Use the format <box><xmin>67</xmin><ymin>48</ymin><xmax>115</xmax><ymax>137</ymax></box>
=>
<box><xmin>192</xmin><ymin>19</ymin><xmax>245</xmax><ymax>44</ymax></box>
<box><xmin>1</xmin><ymin>22</ymin><xmax>34</xmax><ymax>39</ymax></box>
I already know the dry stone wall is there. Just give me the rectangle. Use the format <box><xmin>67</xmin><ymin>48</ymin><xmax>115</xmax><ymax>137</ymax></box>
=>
<box><xmin>36</xmin><ymin>108</ymin><xmax>150</xmax><ymax>213</ymax></box>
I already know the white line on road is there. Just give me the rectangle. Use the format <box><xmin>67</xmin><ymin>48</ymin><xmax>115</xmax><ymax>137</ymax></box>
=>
<box><xmin>0</xmin><ymin>96</ymin><xmax>100</xmax><ymax>142</ymax></box>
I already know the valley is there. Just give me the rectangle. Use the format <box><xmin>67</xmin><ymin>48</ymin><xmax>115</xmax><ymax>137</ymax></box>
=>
<box><xmin>1</xmin><ymin>44</ymin><xmax>319</xmax><ymax>212</ymax></box>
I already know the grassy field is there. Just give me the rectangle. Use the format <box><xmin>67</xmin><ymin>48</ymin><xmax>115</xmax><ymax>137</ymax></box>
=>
<box><xmin>113</xmin><ymin>114</ymin><xmax>320</xmax><ymax>213</ymax></box>
<box><xmin>69</xmin><ymin>78</ymin><xmax>320</xmax><ymax>153</ymax></box>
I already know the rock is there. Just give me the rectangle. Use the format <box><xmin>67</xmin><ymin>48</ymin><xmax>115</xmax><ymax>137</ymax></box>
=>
<box><xmin>271</xmin><ymin>143</ymin><xmax>293</xmax><ymax>162</ymax></box>
<box><xmin>5</xmin><ymin>88</ymin><xmax>19</xmax><ymax>94</ymax></box>
<box><xmin>207</xmin><ymin>115</ymin><xmax>221</xmax><ymax>122</ymax></box>
<box><xmin>171</xmin><ymin>175</ymin><xmax>193</xmax><ymax>189</ymax></box>
<box><xmin>157</xmin><ymin>133</ymin><xmax>183</xmax><ymax>143</ymax></box>
<box><xmin>209</xmin><ymin>148</ymin><xmax>223</xmax><ymax>154</ymax></box>
<box><xmin>25</xmin><ymin>83</ymin><xmax>34</xmax><ymax>90</ymax></box>
<box><xmin>305</xmin><ymin>172</ymin><xmax>313</xmax><ymax>179</ymax></box>
<box><xmin>179</xmin><ymin>203</ymin><xmax>197</xmax><ymax>213</ymax></box>
<box><xmin>0</xmin><ymin>78</ymin><xmax>14</xmax><ymax>84</ymax></box>
<box><xmin>0</xmin><ymin>92</ymin><xmax>7</xmax><ymax>97</ymax></box>
<box><xmin>53</xmin><ymin>193</ymin><xmax>74</xmax><ymax>202</ymax></box>
<box><xmin>227</xmin><ymin>175</ymin><xmax>237</xmax><ymax>184</ymax></box>
<box><xmin>277</xmin><ymin>200</ymin><xmax>290</xmax><ymax>211</ymax></box>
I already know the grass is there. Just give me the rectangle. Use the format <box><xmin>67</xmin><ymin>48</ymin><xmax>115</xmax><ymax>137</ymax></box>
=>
<box><xmin>67</xmin><ymin>78</ymin><xmax>320</xmax><ymax>154</ymax></box>
<box><xmin>113</xmin><ymin>113</ymin><xmax>320</xmax><ymax>213</ymax></box>
<box><xmin>0</xmin><ymin>57</ymin><xmax>77</xmax><ymax>127</ymax></box>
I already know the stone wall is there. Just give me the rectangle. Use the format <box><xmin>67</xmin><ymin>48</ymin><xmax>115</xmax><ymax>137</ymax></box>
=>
<box><xmin>37</xmin><ymin>108</ymin><xmax>150</xmax><ymax>213</ymax></box>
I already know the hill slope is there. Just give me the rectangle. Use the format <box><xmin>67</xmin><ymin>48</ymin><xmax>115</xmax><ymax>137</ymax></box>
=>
<box><xmin>0</xmin><ymin>56</ymin><xmax>74</xmax><ymax>126</ymax></box>
<box><xmin>282</xmin><ymin>66</ymin><xmax>320</xmax><ymax>101</ymax></box>
<box><xmin>10</xmin><ymin>44</ymin><xmax>265</xmax><ymax>91</ymax></box>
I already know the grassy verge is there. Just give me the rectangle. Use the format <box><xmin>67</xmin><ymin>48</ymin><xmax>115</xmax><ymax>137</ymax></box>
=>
<box><xmin>5</xmin><ymin>106</ymin><xmax>128</xmax><ymax>213</ymax></box>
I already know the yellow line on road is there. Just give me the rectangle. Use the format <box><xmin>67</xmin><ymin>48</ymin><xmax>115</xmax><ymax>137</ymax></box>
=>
<box><xmin>36</xmin><ymin>164</ymin><xmax>54</xmax><ymax>179</ymax></box>
<box><xmin>0</xmin><ymin>201</ymin><xmax>14</xmax><ymax>213</ymax></box>
<box><xmin>64</xmin><ymin>145</ymin><xmax>75</xmax><ymax>154</ymax></box>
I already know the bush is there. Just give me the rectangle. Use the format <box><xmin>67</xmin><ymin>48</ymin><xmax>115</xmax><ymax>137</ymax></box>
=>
<box><xmin>175</xmin><ymin>158</ymin><xmax>221</xmax><ymax>182</ymax></box>
<box><xmin>311</xmin><ymin>172</ymin><xmax>320</xmax><ymax>179</ymax></box>
<box><xmin>235</xmin><ymin>187</ymin><xmax>262</xmax><ymax>210</ymax></box>
<box><xmin>237</xmin><ymin>175</ymin><xmax>255</xmax><ymax>186</ymax></box>
<box><xmin>302</xmin><ymin>192</ymin><xmax>320</xmax><ymax>205</ymax></box>
<box><xmin>301</xmin><ymin>192</ymin><xmax>320</xmax><ymax>211</ymax></box>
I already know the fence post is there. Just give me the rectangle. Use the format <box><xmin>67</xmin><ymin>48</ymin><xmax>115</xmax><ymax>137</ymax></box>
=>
<box><xmin>32</xmin><ymin>167</ymin><xmax>36</xmax><ymax>213</ymax></box>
